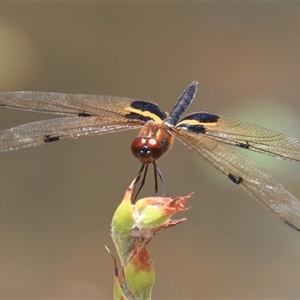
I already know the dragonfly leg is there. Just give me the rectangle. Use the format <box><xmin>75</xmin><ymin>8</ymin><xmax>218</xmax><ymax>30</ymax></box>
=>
<box><xmin>153</xmin><ymin>162</ymin><xmax>166</xmax><ymax>196</ymax></box>
<box><xmin>132</xmin><ymin>164</ymin><xmax>148</xmax><ymax>203</ymax></box>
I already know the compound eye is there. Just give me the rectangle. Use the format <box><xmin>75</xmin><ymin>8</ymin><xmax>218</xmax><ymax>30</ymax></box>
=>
<box><xmin>131</xmin><ymin>137</ymin><xmax>164</xmax><ymax>164</ymax></box>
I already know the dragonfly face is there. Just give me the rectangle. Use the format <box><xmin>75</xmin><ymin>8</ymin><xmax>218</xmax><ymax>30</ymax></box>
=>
<box><xmin>0</xmin><ymin>82</ymin><xmax>300</xmax><ymax>231</ymax></box>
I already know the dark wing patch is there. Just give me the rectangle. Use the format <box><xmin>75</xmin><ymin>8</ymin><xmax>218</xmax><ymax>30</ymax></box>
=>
<box><xmin>179</xmin><ymin>112</ymin><xmax>220</xmax><ymax>123</ymax></box>
<box><xmin>78</xmin><ymin>112</ymin><xmax>92</xmax><ymax>117</ymax></box>
<box><xmin>125</xmin><ymin>100</ymin><xmax>167</xmax><ymax>123</ymax></box>
<box><xmin>127</xmin><ymin>100</ymin><xmax>167</xmax><ymax>120</ymax></box>
<box><xmin>175</xmin><ymin>112</ymin><xmax>219</xmax><ymax>134</ymax></box>
<box><xmin>176</xmin><ymin>123</ymin><xmax>206</xmax><ymax>134</ymax></box>
<box><xmin>228</xmin><ymin>173</ymin><xmax>243</xmax><ymax>184</ymax></box>
<box><xmin>44</xmin><ymin>135</ymin><xmax>61</xmax><ymax>143</ymax></box>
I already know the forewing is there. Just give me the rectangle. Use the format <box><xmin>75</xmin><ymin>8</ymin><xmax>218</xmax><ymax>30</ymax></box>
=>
<box><xmin>0</xmin><ymin>116</ymin><xmax>143</xmax><ymax>152</ymax></box>
<box><xmin>177</xmin><ymin>112</ymin><xmax>300</xmax><ymax>163</ymax></box>
<box><xmin>172</xmin><ymin>128</ymin><xmax>300</xmax><ymax>231</ymax></box>
<box><xmin>0</xmin><ymin>91</ymin><xmax>141</xmax><ymax>117</ymax></box>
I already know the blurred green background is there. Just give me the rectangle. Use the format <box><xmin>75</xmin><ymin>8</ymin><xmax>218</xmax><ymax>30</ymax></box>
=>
<box><xmin>1</xmin><ymin>3</ymin><xmax>300</xmax><ymax>299</ymax></box>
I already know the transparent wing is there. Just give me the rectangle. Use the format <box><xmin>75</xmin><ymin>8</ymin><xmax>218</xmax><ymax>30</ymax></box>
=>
<box><xmin>206</xmin><ymin>115</ymin><xmax>300</xmax><ymax>162</ymax></box>
<box><xmin>178</xmin><ymin>113</ymin><xmax>300</xmax><ymax>163</ymax></box>
<box><xmin>172</xmin><ymin>128</ymin><xmax>300</xmax><ymax>231</ymax></box>
<box><xmin>0</xmin><ymin>116</ymin><xmax>143</xmax><ymax>152</ymax></box>
<box><xmin>0</xmin><ymin>91</ymin><xmax>141</xmax><ymax>117</ymax></box>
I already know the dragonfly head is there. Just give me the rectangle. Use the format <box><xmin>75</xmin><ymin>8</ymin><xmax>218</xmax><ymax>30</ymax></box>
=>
<box><xmin>131</xmin><ymin>137</ymin><xmax>164</xmax><ymax>164</ymax></box>
<box><xmin>131</xmin><ymin>123</ymin><xmax>174</xmax><ymax>164</ymax></box>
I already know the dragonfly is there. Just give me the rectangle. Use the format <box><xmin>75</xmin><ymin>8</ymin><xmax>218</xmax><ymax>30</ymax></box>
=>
<box><xmin>0</xmin><ymin>82</ymin><xmax>300</xmax><ymax>231</ymax></box>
